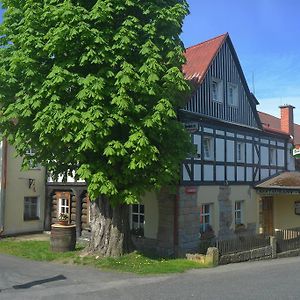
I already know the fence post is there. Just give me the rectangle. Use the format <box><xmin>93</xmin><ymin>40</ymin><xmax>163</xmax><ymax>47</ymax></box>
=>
<box><xmin>270</xmin><ymin>236</ymin><xmax>277</xmax><ymax>258</ymax></box>
<box><xmin>206</xmin><ymin>247</ymin><xmax>219</xmax><ymax>266</ymax></box>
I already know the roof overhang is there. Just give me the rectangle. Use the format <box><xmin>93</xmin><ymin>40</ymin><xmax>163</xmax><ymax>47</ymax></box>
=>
<box><xmin>255</xmin><ymin>172</ymin><xmax>300</xmax><ymax>196</ymax></box>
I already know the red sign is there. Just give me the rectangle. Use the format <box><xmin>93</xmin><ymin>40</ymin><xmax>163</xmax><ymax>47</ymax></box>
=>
<box><xmin>185</xmin><ymin>186</ymin><xmax>197</xmax><ymax>194</ymax></box>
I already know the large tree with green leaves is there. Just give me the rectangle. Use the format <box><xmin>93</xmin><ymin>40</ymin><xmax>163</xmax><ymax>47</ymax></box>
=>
<box><xmin>0</xmin><ymin>0</ymin><xmax>192</xmax><ymax>256</ymax></box>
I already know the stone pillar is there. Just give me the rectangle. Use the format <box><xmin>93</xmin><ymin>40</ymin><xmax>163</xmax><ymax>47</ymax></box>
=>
<box><xmin>156</xmin><ymin>188</ymin><xmax>175</xmax><ymax>257</ymax></box>
<box><xmin>177</xmin><ymin>186</ymin><xmax>200</xmax><ymax>257</ymax></box>
<box><xmin>218</xmin><ymin>186</ymin><xmax>234</xmax><ymax>239</ymax></box>
<box><xmin>206</xmin><ymin>247</ymin><xmax>219</xmax><ymax>266</ymax></box>
<box><xmin>270</xmin><ymin>236</ymin><xmax>277</xmax><ymax>258</ymax></box>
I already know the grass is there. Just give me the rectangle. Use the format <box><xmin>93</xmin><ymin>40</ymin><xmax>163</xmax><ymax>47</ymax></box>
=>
<box><xmin>0</xmin><ymin>239</ymin><xmax>211</xmax><ymax>274</ymax></box>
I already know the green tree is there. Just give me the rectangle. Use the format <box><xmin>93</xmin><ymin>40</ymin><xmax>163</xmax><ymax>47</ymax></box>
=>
<box><xmin>0</xmin><ymin>0</ymin><xmax>192</xmax><ymax>256</ymax></box>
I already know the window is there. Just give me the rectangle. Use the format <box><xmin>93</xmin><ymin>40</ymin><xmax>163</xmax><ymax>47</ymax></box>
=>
<box><xmin>26</xmin><ymin>149</ymin><xmax>40</xmax><ymax>169</ymax></box>
<box><xmin>227</xmin><ymin>83</ymin><xmax>238</xmax><ymax>106</ymax></box>
<box><xmin>200</xmin><ymin>204</ymin><xmax>212</xmax><ymax>233</ymax></box>
<box><xmin>203</xmin><ymin>136</ymin><xmax>214</xmax><ymax>160</ymax></box>
<box><xmin>131</xmin><ymin>204</ymin><xmax>144</xmax><ymax>233</ymax></box>
<box><xmin>24</xmin><ymin>197</ymin><xmax>39</xmax><ymax>221</ymax></box>
<box><xmin>211</xmin><ymin>78</ymin><xmax>223</xmax><ymax>102</ymax></box>
<box><xmin>237</xmin><ymin>142</ymin><xmax>245</xmax><ymax>162</ymax></box>
<box><xmin>234</xmin><ymin>201</ymin><xmax>243</xmax><ymax>225</ymax></box>
<box><xmin>270</xmin><ymin>148</ymin><xmax>276</xmax><ymax>165</ymax></box>
<box><xmin>58</xmin><ymin>197</ymin><xmax>70</xmax><ymax>215</ymax></box>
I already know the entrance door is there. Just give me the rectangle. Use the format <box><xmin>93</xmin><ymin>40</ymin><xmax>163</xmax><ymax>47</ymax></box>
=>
<box><xmin>262</xmin><ymin>197</ymin><xmax>274</xmax><ymax>235</ymax></box>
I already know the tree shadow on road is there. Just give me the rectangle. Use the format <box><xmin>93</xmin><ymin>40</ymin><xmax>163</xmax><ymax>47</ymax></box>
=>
<box><xmin>12</xmin><ymin>275</ymin><xmax>66</xmax><ymax>290</ymax></box>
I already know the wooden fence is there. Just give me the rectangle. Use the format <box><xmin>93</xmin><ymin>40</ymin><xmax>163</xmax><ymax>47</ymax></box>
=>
<box><xmin>216</xmin><ymin>234</ymin><xmax>270</xmax><ymax>256</ymax></box>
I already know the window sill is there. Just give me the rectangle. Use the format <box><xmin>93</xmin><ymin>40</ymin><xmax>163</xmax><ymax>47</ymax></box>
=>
<box><xmin>24</xmin><ymin>217</ymin><xmax>40</xmax><ymax>221</ymax></box>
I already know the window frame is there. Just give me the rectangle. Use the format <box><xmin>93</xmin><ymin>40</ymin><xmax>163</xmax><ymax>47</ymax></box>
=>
<box><xmin>25</xmin><ymin>149</ymin><xmax>41</xmax><ymax>170</ymax></box>
<box><xmin>24</xmin><ymin>196</ymin><xmax>39</xmax><ymax>221</ymax></box>
<box><xmin>227</xmin><ymin>82</ymin><xmax>238</xmax><ymax>106</ymax></box>
<box><xmin>269</xmin><ymin>147</ymin><xmax>276</xmax><ymax>166</ymax></box>
<box><xmin>211</xmin><ymin>78</ymin><xmax>223</xmax><ymax>103</ymax></box>
<box><xmin>200</xmin><ymin>204</ymin><xmax>212</xmax><ymax>233</ymax></box>
<box><xmin>203</xmin><ymin>136</ymin><xmax>214</xmax><ymax>160</ymax></box>
<box><xmin>236</xmin><ymin>142</ymin><xmax>245</xmax><ymax>162</ymax></box>
<box><xmin>234</xmin><ymin>201</ymin><xmax>244</xmax><ymax>225</ymax></box>
<box><xmin>130</xmin><ymin>204</ymin><xmax>145</xmax><ymax>231</ymax></box>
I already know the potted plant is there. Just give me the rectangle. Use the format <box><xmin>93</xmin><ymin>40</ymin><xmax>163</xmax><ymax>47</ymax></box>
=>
<box><xmin>57</xmin><ymin>213</ymin><xmax>69</xmax><ymax>226</ymax></box>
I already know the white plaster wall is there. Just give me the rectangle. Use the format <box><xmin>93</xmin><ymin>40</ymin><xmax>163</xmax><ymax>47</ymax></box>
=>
<box><xmin>4</xmin><ymin>144</ymin><xmax>46</xmax><ymax>235</ymax></box>
<box><xmin>197</xmin><ymin>185</ymin><xmax>258</xmax><ymax>235</ymax></box>
<box><xmin>140</xmin><ymin>191</ymin><xmax>159</xmax><ymax>239</ymax></box>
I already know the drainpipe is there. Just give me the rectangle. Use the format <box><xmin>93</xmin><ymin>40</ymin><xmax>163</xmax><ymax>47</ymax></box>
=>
<box><xmin>174</xmin><ymin>186</ymin><xmax>179</xmax><ymax>256</ymax></box>
<box><xmin>0</xmin><ymin>139</ymin><xmax>8</xmax><ymax>235</ymax></box>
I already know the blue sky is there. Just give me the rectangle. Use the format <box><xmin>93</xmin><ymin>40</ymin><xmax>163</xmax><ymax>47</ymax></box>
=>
<box><xmin>1</xmin><ymin>1</ymin><xmax>300</xmax><ymax>122</ymax></box>
<box><xmin>182</xmin><ymin>0</ymin><xmax>300</xmax><ymax>123</ymax></box>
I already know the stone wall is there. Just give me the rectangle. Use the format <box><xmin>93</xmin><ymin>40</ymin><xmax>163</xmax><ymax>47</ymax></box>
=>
<box><xmin>219</xmin><ymin>246</ymin><xmax>272</xmax><ymax>265</ymax></box>
<box><xmin>156</xmin><ymin>188</ymin><xmax>176</xmax><ymax>257</ymax></box>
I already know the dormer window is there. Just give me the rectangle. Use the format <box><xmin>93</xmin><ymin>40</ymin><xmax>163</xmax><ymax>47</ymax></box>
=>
<box><xmin>211</xmin><ymin>78</ymin><xmax>223</xmax><ymax>102</ymax></box>
<box><xmin>227</xmin><ymin>83</ymin><xmax>238</xmax><ymax>106</ymax></box>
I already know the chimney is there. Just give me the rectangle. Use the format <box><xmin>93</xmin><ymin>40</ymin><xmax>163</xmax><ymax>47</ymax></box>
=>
<box><xmin>280</xmin><ymin>104</ymin><xmax>295</xmax><ymax>137</ymax></box>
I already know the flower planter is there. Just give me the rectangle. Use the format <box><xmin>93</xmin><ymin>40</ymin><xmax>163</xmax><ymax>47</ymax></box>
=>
<box><xmin>57</xmin><ymin>220</ymin><xmax>69</xmax><ymax>226</ymax></box>
<box><xmin>50</xmin><ymin>224</ymin><xmax>76</xmax><ymax>252</ymax></box>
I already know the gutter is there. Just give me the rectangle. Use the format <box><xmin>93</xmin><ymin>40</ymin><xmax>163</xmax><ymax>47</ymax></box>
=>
<box><xmin>0</xmin><ymin>139</ymin><xmax>8</xmax><ymax>234</ymax></box>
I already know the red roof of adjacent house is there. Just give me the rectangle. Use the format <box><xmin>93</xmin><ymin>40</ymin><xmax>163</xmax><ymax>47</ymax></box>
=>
<box><xmin>259</xmin><ymin>111</ymin><xmax>300</xmax><ymax>143</ymax></box>
<box><xmin>183</xmin><ymin>33</ymin><xmax>228</xmax><ymax>84</ymax></box>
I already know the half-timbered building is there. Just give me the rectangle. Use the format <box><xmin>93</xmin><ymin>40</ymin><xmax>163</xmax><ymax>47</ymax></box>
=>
<box><xmin>45</xmin><ymin>33</ymin><xmax>300</xmax><ymax>257</ymax></box>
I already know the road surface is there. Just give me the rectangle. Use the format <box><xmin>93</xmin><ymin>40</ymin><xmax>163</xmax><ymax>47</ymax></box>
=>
<box><xmin>1</xmin><ymin>254</ymin><xmax>300</xmax><ymax>299</ymax></box>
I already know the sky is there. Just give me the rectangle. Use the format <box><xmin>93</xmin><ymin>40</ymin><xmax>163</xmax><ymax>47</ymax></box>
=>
<box><xmin>181</xmin><ymin>0</ymin><xmax>300</xmax><ymax>123</ymax></box>
<box><xmin>1</xmin><ymin>1</ymin><xmax>300</xmax><ymax>122</ymax></box>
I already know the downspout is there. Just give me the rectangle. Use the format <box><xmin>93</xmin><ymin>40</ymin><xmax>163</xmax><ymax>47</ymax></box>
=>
<box><xmin>174</xmin><ymin>186</ymin><xmax>179</xmax><ymax>256</ymax></box>
<box><xmin>0</xmin><ymin>139</ymin><xmax>8</xmax><ymax>235</ymax></box>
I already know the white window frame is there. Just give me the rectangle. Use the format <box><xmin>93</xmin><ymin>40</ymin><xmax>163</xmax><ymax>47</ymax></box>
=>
<box><xmin>24</xmin><ymin>196</ymin><xmax>39</xmax><ymax>221</ymax></box>
<box><xmin>130</xmin><ymin>204</ymin><xmax>145</xmax><ymax>230</ymax></box>
<box><xmin>200</xmin><ymin>204</ymin><xmax>212</xmax><ymax>233</ymax></box>
<box><xmin>58</xmin><ymin>197</ymin><xmax>70</xmax><ymax>216</ymax></box>
<box><xmin>25</xmin><ymin>149</ymin><xmax>41</xmax><ymax>169</ymax></box>
<box><xmin>211</xmin><ymin>78</ymin><xmax>223</xmax><ymax>102</ymax></box>
<box><xmin>203</xmin><ymin>136</ymin><xmax>214</xmax><ymax>160</ymax></box>
<box><xmin>270</xmin><ymin>148</ymin><xmax>276</xmax><ymax>166</ymax></box>
<box><xmin>234</xmin><ymin>201</ymin><xmax>244</xmax><ymax>225</ymax></box>
<box><xmin>227</xmin><ymin>83</ymin><xmax>238</xmax><ymax>106</ymax></box>
<box><xmin>237</xmin><ymin>142</ymin><xmax>245</xmax><ymax>162</ymax></box>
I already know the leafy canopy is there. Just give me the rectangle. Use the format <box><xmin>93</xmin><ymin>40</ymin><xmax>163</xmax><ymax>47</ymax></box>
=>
<box><xmin>0</xmin><ymin>0</ymin><xmax>192</xmax><ymax>204</ymax></box>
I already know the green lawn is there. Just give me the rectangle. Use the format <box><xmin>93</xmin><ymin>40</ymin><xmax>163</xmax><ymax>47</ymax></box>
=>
<box><xmin>0</xmin><ymin>239</ymin><xmax>211</xmax><ymax>274</ymax></box>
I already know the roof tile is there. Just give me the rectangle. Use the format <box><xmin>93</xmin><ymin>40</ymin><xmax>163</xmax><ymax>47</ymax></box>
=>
<box><xmin>183</xmin><ymin>33</ymin><xmax>228</xmax><ymax>84</ymax></box>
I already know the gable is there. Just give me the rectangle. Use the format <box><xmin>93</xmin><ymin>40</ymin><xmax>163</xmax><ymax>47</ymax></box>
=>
<box><xmin>183</xmin><ymin>36</ymin><xmax>262</xmax><ymax>129</ymax></box>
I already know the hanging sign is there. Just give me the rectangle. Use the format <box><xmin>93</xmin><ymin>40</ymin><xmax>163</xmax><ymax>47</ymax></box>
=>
<box><xmin>185</xmin><ymin>122</ymin><xmax>199</xmax><ymax>133</ymax></box>
<box><xmin>292</xmin><ymin>147</ymin><xmax>300</xmax><ymax>159</ymax></box>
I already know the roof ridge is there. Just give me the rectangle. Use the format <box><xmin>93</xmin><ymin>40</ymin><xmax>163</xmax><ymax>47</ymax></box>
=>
<box><xmin>258</xmin><ymin>110</ymin><xmax>280</xmax><ymax>118</ymax></box>
<box><xmin>185</xmin><ymin>32</ymin><xmax>228</xmax><ymax>50</ymax></box>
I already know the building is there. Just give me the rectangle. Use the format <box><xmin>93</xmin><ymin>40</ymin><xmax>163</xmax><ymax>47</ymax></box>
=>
<box><xmin>0</xmin><ymin>141</ymin><xmax>46</xmax><ymax>236</ymax></box>
<box><xmin>46</xmin><ymin>33</ymin><xmax>300</xmax><ymax>257</ymax></box>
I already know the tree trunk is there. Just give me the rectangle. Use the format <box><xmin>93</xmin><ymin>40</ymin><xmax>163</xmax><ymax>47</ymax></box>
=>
<box><xmin>87</xmin><ymin>196</ymin><xmax>133</xmax><ymax>257</ymax></box>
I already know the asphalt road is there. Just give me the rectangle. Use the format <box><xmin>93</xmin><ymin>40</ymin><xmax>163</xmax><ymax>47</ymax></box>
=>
<box><xmin>1</xmin><ymin>254</ymin><xmax>300</xmax><ymax>300</ymax></box>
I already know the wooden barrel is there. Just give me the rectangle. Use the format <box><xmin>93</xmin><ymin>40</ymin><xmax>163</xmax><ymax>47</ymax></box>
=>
<box><xmin>50</xmin><ymin>224</ymin><xmax>76</xmax><ymax>252</ymax></box>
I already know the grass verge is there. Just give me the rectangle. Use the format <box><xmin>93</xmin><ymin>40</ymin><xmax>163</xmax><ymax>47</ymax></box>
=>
<box><xmin>0</xmin><ymin>239</ymin><xmax>211</xmax><ymax>274</ymax></box>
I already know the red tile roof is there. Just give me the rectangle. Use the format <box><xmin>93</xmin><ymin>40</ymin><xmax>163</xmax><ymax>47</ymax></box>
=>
<box><xmin>183</xmin><ymin>33</ymin><xmax>228</xmax><ymax>84</ymax></box>
<box><xmin>259</xmin><ymin>111</ymin><xmax>300</xmax><ymax>143</ymax></box>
